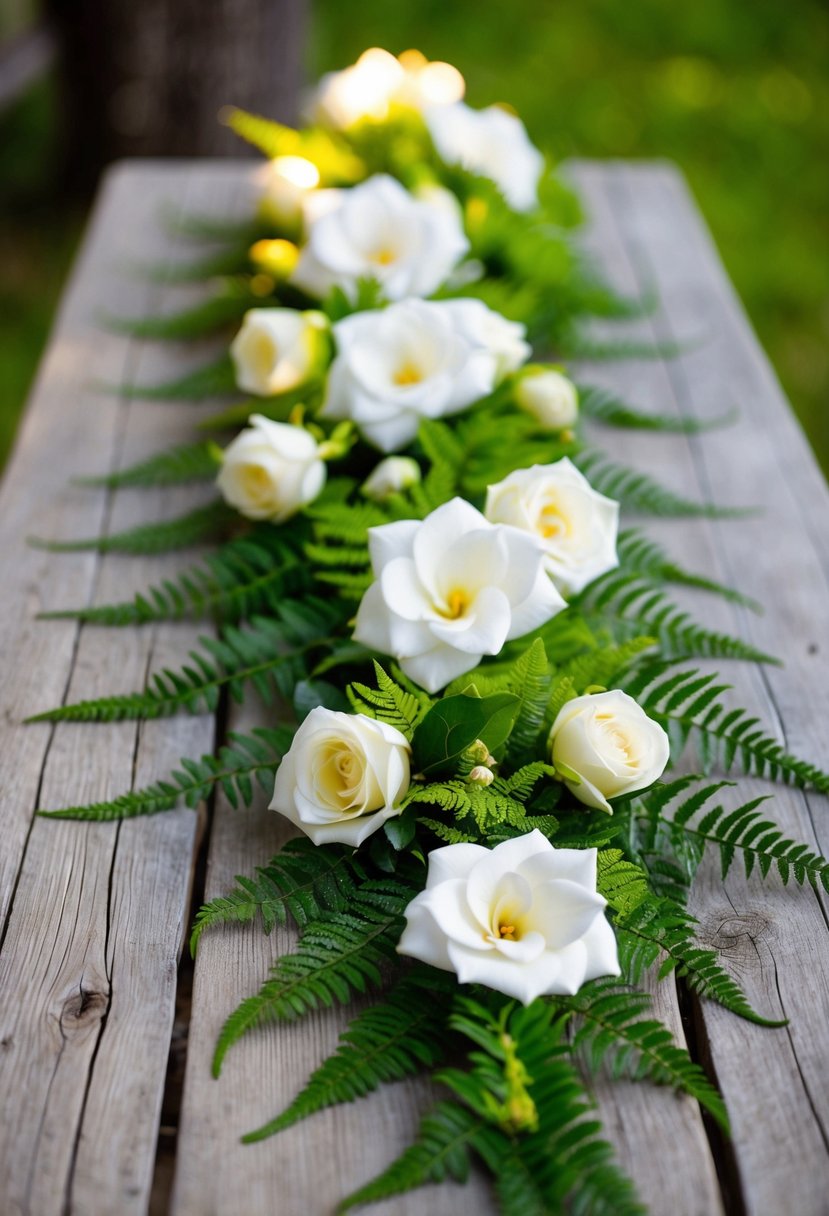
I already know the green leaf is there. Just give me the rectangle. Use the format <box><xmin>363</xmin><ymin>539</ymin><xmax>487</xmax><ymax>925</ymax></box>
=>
<box><xmin>412</xmin><ymin>692</ymin><xmax>519</xmax><ymax>778</ymax></box>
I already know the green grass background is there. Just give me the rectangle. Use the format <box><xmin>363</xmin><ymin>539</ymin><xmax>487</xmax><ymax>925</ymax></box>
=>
<box><xmin>1</xmin><ymin>0</ymin><xmax>827</xmax><ymax>470</ymax></box>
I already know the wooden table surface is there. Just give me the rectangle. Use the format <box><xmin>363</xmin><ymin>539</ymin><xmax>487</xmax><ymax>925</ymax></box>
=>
<box><xmin>0</xmin><ymin>160</ymin><xmax>827</xmax><ymax>1216</ymax></box>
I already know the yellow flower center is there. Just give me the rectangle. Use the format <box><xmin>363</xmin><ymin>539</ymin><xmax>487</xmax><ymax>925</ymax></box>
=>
<box><xmin>368</xmin><ymin>246</ymin><xmax>397</xmax><ymax>266</ymax></box>
<box><xmin>248</xmin><ymin>331</ymin><xmax>278</xmax><ymax>378</ymax></box>
<box><xmin>441</xmin><ymin>589</ymin><xmax>469</xmax><ymax>619</ymax></box>
<box><xmin>393</xmin><ymin>362</ymin><xmax>424</xmax><ymax>386</ymax></box>
<box><xmin>498</xmin><ymin>923</ymin><xmax>517</xmax><ymax>940</ymax></box>
<box><xmin>538</xmin><ymin>497</ymin><xmax>570</xmax><ymax>539</ymax></box>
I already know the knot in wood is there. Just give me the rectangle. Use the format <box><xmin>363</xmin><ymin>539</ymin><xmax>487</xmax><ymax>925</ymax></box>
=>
<box><xmin>698</xmin><ymin>909</ymin><xmax>775</xmax><ymax>959</ymax></box>
<box><xmin>60</xmin><ymin>985</ymin><xmax>108</xmax><ymax>1032</ymax></box>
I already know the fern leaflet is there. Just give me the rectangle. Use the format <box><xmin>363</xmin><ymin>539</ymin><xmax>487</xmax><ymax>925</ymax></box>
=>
<box><xmin>29</xmin><ymin>500</ymin><xmax>234</xmax><ymax>555</ymax></box>
<box><xmin>37</xmin><ymin>727</ymin><xmax>293</xmax><ymax>821</ymax></box>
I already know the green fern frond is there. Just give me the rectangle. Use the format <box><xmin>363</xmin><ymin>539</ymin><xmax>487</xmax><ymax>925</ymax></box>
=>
<box><xmin>339</xmin><ymin>1099</ymin><xmax>482</xmax><ymax>1211</ymax></box>
<box><xmin>625</xmin><ymin>664</ymin><xmax>829</xmax><ymax>792</ymax></box>
<box><xmin>27</xmin><ymin>600</ymin><xmax>343</xmax><ymax>723</ymax></box>
<box><xmin>29</xmin><ymin>500</ymin><xmax>234</xmax><ymax>555</ymax></box>
<box><xmin>577</xmin><ymin>572</ymin><xmax>778</xmax><ymax>664</ymax></box>
<box><xmin>243</xmin><ymin>972</ymin><xmax>453</xmax><ymax>1142</ymax></box>
<box><xmin>40</xmin><ymin>533</ymin><xmax>306</xmax><ymax>627</ymax></box>
<box><xmin>596</xmin><ymin>849</ymin><xmax>652</xmax><ymax>916</ymax></box>
<box><xmin>560</xmin><ymin>978</ymin><xmax>729</xmax><ymax>1132</ymax></box>
<box><xmin>102</xmin><ymin>284</ymin><xmax>254</xmax><ymax>340</ymax></box>
<box><xmin>573</xmin><ymin>450</ymin><xmax>752</xmax><ymax>518</ymax></box>
<box><xmin>614</xmin><ymin>897</ymin><xmax>784</xmax><ymax>1026</ymax></box>
<box><xmin>347</xmin><ymin>662</ymin><xmax>431</xmax><ymax>738</ymax></box>
<box><xmin>558</xmin><ymin>636</ymin><xmax>658</xmax><ymax>697</ymax></box>
<box><xmin>190</xmin><ymin>838</ymin><xmax>367</xmax><ymax>955</ymax></box>
<box><xmin>135</xmin><ymin>244</ymin><xmax>251</xmax><ymax>284</ymax></box>
<box><xmin>342</xmin><ymin>997</ymin><xmax>643</xmax><ymax>1215</ymax></box>
<box><xmin>117</xmin><ymin>354</ymin><xmax>237</xmax><ymax>400</ymax></box>
<box><xmin>637</xmin><ymin>777</ymin><xmax>829</xmax><ymax>890</ymax></box>
<box><xmin>73</xmin><ymin>440</ymin><xmax>221</xmax><ymax>490</ymax></box>
<box><xmin>212</xmin><ymin>884</ymin><xmax>410</xmax><ymax>1076</ymax></box>
<box><xmin>37</xmin><ymin>726</ymin><xmax>293</xmax><ymax>821</ymax></box>
<box><xmin>418</xmin><ymin>818</ymin><xmax>478</xmax><ymax>844</ymax></box>
<box><xmin>577</xmin><ymin>383</ymin><xmax>734</xmax><ymax>434</ymax></box>
<box><xmin>617</xmin><ymin>528</ymin><xmax>760</xmax><ymax>610</ymax></box>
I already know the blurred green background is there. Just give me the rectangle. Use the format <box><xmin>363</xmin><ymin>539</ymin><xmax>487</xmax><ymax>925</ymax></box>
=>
<box><xmin>1</xmin><ymin>0</ymin><xmax>827</xmax><ymax>471</ymax></box>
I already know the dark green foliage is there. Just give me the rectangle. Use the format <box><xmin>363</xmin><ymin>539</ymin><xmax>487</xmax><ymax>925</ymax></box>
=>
<box><xmin>616</xmin><ymin>529</ymin><xmax>760</xmax><ymax>609</ymax></box>
<box><xmin>103</xmin><ymin>284</ymin><xmax>255</xmax><ymax>341</ymax></box>
<box><xmin>212</xmin><ymin>882</ymin><xmax>411</xmax><ymax>1076</ymax></box>
<box><xmin>117</xmin><ymin>354</ymin><xmax>238</xmax><ymax>400</ymax></box>
<box><xmin>40</xmin><ymin>532</ymin><xmax>306</xmax><ymax>627</ymax></box>
<box><xmin>37</xmin><ymin>727</ymin><xmax>293</xmax><ymax>821</ymax></box>
<box><xmin>29</xmin><ymin>500</ymin><xmax>234</xmax><ymax>555</ymax></box>
<box><xmin>576</xmin><ymin>571</ymin><xmax>778</xmax><ymax>664</ymax></box>
<box><xmin>573</xmin><ymin>449</ymin><xmax>751</xmax><ymax>518</ymax></box>
<box><xmin>577</xmin><ymin>382</ymin><xmax>735</xmax><ymax>433</ymax></box>
<box><xmin>28</xmin><ymin>599</ymin><xmax>344</xmax><ymax>723</ymax></box>
<box><xmin>636</xmin><ymin>777</ymin><xmax>829</xmax><ymax>890</ymax></box>
<box><xmin>560</xmin><ymin>978</ymin><xmax>729</xmax><ymax>1131</ymax></box>
<box><xmin>73</xmin><ymin>440</ymin><xmax>222</xmax><ymax>490</ymax></box>
<box><xmin>243</xmin><ymin>971</ymin><xmax>453</xmax><ymax>1142</ymax></box>
<box><xmin>625</xmin><ymin>664</ymin><xmax>829</xmax><ymax>791</ymax></box>
<box><xmin>190</xmin><ymin>839</ymin><xmax>367</xmax><ymax>954</ymax></box>
<box><xmin>614</xmin><ymin>896</ymin><xmax>784</xmax><ymax>1026</ymax></box>
<box><xmin>340</xmin><ymin>997</ymin><xmax>644</xmax><ymax>1215</ymax></box>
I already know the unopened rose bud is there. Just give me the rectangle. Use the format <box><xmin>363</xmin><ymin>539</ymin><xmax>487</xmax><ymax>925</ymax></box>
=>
<box><xmin>465</xmin><ymin>739</ymin><xmax>490</xmax><ymax>764</ymax></box>
<box><xmin>515</xmin><ymin>367</ymin><xmax>579</xmax><ymax>431</ymax></box>
<box><xmin>468</xmin><ymin>765</ymin><xmax>495</xmax><ymax>787</ymax></box>
<box><xmin>361</xmin><ymin>456</ymin><xmax>421</xmax><ymax>501</ymax></box>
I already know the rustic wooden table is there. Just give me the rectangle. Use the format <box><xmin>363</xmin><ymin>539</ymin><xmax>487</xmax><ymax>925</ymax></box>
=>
<box><xmin>0</xmin><ymin>160</ymin><xmax>827</xmax><ymax>1216</ymax></box>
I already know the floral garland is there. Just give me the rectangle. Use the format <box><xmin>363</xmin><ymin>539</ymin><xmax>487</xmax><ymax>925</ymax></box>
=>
<box><xmin>31</xmin><ymin>47</ymin><xmax>829</xmax><ymax>1215</ymax></box>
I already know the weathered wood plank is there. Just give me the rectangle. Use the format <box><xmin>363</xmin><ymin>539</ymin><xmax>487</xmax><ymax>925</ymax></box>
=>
<box><xmin>0</xmin><ymin>162</ymin><xmax>240</xmax><ymax>1215</ymax></box>
<box><xmin>568</xmin><ymin>159</ymin><xmax>829</xmax><ymax>1215</ymax></box>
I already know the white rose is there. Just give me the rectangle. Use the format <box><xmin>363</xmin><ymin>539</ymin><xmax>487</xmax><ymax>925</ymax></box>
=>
<box><xmin>270</xmin><ymin>708</ymin><xmax>411</xmax><ymax>846</ymax></box>
<box><xmin>310</xmin><ymin>47</ymin><xmax>464</xmax><ymax>129</ymax></box>
<box><xmin>397</xmin><ymin>830</ymin><xmax>620</xmax><ymax>1003</ymax></box>
<box><xmin>361</xmin><ymin>456</ymin><xmax>422</xmax><ymax>500</ymax></box>
<box><xmin>353</xmin><ymin>497</ymin><xmax>566</xmax><ymax>693</ymax></box>
<box><xmin>291</xmin><ymin>174</ymin><xmax>469</xmax><ymax>303</ymax></box>
<box><xmin>321</xmin><ymin>298</ymin><xmax>528</xmax><ymax>452</ymax></box>
<box><xmin>515</xmin><ymin>368</ymin><xmax>579</xmax><ymax>430</ymax></box>
<box><xmin>425</xmin><ymin>102</ymin><xmax>544</xmax><ymax>213</ymax></box>
<box><xmin>231</xmin><ymin>308</ymin><xmax>330</xmax><ymax>398</ymax></box>
<box><xmin>216</xmin><ymin>415</ymin><xmax>325</xmax><ymax>522</ymax></box>
<box><xmin>549</xmin><ymin>690</ymin><xmax>670</xmax><ymax>814</ymax></box>
<box><xmin>485</xmin><ymin>458</ymin><xmax>619</xmax><ymax>597</ymax></box>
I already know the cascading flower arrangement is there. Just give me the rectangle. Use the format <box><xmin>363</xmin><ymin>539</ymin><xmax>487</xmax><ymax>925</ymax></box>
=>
<box><xmin>29</xmin><ymin>47</ymin><xmax>829</xmax><ymax>1216</ymax></box>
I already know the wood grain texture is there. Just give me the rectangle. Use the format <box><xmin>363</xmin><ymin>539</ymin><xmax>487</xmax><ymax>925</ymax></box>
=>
<box><xmin>568</xmin><ymin>160</ymin><xmax>829</xmax><ymax>1215</ymax></box>
<box><xmin>2</xmin><ymin>159</ymin><xmax>828</xmax><ymax>1216</ymax></box>
<box><xmin>0</xmin><ymin>161</ymin><xmax>249</xmax><ymax>1216</ymax></box>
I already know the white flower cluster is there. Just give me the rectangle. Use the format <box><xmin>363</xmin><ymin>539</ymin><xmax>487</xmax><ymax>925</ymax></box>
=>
<box><xmin>216</xmin><ymin>49</ymin><xmax>674</xmax><ymax>1006</ymax></box>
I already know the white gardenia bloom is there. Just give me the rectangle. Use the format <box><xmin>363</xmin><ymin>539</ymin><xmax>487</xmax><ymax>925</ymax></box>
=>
<box><xmin>310</xmin><ymin>47</ymin><xmax>465</xmax><ymax>130</ymax></box>
<box><xmin>515</xmin><ymin>368</ymin><xmax>579</xmax><ymax>430</ymax></box>
<box><xmin>270</xmin><ymin>708</ymin><xmax>411</xmax><ymax>846</ymax></box>
<box><xmin>485</xmin><ymin>458</ymin><xmax>619</xmax><ymax>597</ymax></box>
<box><xmin>217</xmin><ymin>415</ymin><xmax>325</xmax><ymax>522</ymax></box>
<box><xmin>425</xmin><ymin>102</ymin><xmax>545</xmax><ymax>213</ymax></box>
<box><xmin>362</xmin><ymin>456</ymin><xmax>422</xmax><ymax>500</ymax></box>
<box><xmin>291</xmin><ymin>174</ymin><xmax>470</xmax><ymax>303</ymax></box>
<box><xmin>231</xmin><ymin>308</ymin><xmax>330</xmax><ymax>398</ymax></box>
<box><xmin>549</xmin><ymin>690</ymin><xmax>671</xmax><ymax>814</ymax></box>
<box><xmin>321</xmin><ymin>298</ymin><xmax>529</xmax><ymax>452</ymax></box>
<box><xmin>353</xmin><ymin>497</ymin><xmax>566</xmax><ymax>693</ymax></box>
<box><xmin>397</xmin><ymin>830</ymin><xmax>620</xmax><ymax>1003</ymax></box>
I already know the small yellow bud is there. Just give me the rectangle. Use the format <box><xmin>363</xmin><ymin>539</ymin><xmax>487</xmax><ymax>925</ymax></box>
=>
<box><xmin>249</xmin><ymin>238</ymin><xmax>300</xmax><ymax>280</ymax></box>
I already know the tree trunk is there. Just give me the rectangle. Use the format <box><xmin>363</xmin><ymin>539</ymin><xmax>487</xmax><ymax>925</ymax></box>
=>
<box><xmin>46</xmin><ymin>0</ymin><xmax>306</xmax><ymax>191</ymax></box>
